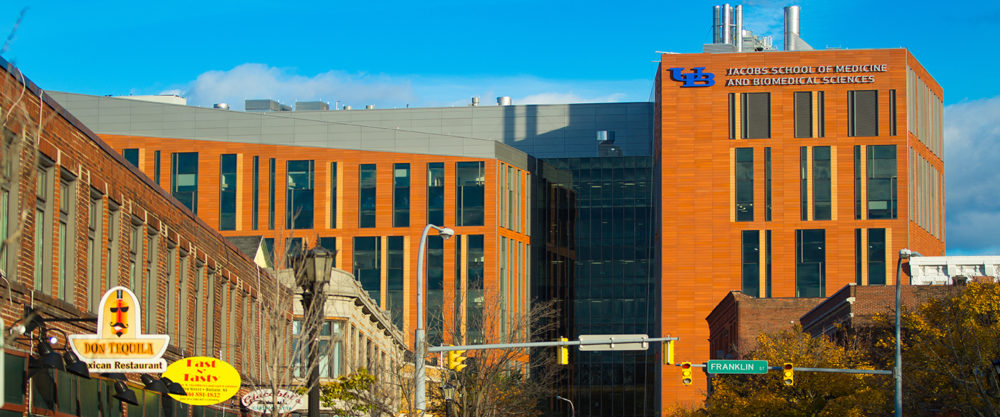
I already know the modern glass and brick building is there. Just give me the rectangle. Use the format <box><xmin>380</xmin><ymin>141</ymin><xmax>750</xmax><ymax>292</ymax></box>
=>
<box><xmin>45</xmin><ymin>5</ymin><xmax>946</xmax><ymax>415</ymax></box>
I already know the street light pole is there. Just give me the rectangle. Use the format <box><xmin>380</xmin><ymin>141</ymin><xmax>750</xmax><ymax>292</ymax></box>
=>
<box><xmin>555</xmin><ymin>395</ymin><xmax>575</xmax><ymax>417</ymax></box>
<box><xmin>297</xmin><ymin>247</ymin><xmax>335</xmax><ymax>417</ymax></box>
<box><xmin>895</xmin><ymin>248</ymin><xmax>921</xmax><ymax>417</ymax></box>
<box><xmin>415</xmin><ymin>224</ymin><xmax>454</xmax><ymax>415</ymax></box>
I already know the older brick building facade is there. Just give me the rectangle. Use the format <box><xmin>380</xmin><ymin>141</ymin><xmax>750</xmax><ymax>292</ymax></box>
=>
<box><xmin>0</xmin><ymin>57</ymin><xmax>288</xmax><ymax>416</ymax></box>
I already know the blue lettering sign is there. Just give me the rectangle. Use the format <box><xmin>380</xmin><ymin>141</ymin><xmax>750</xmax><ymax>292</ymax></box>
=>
<box><xmin>668</xmin><ymin>67</ymin><xmax>715</xmax><ymax>87</ymax></box>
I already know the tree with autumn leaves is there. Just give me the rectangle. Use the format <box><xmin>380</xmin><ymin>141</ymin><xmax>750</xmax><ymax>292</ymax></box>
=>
<box><xmin>672</xmin><ymin>282</ymin><xmax>1000</xmax><ymax>417</ymax></box>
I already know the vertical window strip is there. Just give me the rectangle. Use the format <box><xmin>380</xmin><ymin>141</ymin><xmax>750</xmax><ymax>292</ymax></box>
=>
<box><xmin>734</xmin><ymin>148</ymin><xmax>753</xmax><ymax>221</ymax></box>
<box><xmin>765</xmin><ymin>230</ymin><xmax>772</xmax><ymax>298</ymax></box>
<box><xmin>330</xmin><ymin>162</ymin><xmax>337</xmax><ymax>229</ymax></box>
<box><xmin>219</xmin><ymin>154</ymin><xmax>237</xmax><ymax>231</ymax></box>
<box><xmin>153</xmin><ymin>150</ymin><xmax>161</xmax><ymax>184</ymax></box>
<box><xmin>800</xmin><ymin>147</ymin><xmax>808</xmax><ymax>221</ymax></box>
<box><xmin>428</xmin><ymin>163</ymin><xmax>445</xmax><ymax>226</ymax></box>
<box><xmin>868</xmin><ymin>228</ymin><xmax>887</xmax><ymax>285</ymax></box>
<box><xmin>817</xmin><ymin>91</ymin><xmax>825</xmax><ymax>137</ymax></box>
<box><xmin>87</xmin><ymin>193</ymin><xmax>103</xmax><ymax>312</ymax></box>
<box><xmin>889</xmin><ymin>89</ymin><xmax>897</xmax><ymax>136</ymax></box>
<box><xmin>251</xmin><ymin>156</ymin><xmax>259</xmax><ymax>230</ymax></box>
<box><xmin>812</xmin><ymin>146</ymin><xmax>831</xmax><ymax>221</ymax></box>
<box><xmin>741</xmin><ymin>230</ymin><xmax>760</xmax><ymax>297</ymax></box>
<box><xmin>764</xmin><ymin>147</ymin><xmax>772</xmax><ymax>221</ymax></box>
<box><xmin>286</xmin><ymin>160</ymin><xmax>316</xmax><ymax>230</ymax></box>
<box><xmin>359</xmin><ymin>164</ymin><xmax>377</xmax><ymax>228</ymax></box>
<box><xmin>728</xmin><ymin>93</ymin><xmax>736</xmax><ymax>139</ymax></box>
<box><xmin>855</xmin><ymin>228</ymin><xmax>863</xmax><ymax>285</ymax></box>
<box><xmin>393</xmin><ymin>163</ymin><xmax>410</xmax><ymax>228</ymax></box>
<box><xmin>794</xmin><ymin>91</ymin><xmax>812</xmax><ymax>138</ymax></box>
<box><xmin>268</xmin><ymin>158</ymin><xmax>275</xmax><ymax>230</ymax></box>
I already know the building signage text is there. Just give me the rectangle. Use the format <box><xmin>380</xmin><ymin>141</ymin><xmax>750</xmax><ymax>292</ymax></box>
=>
<box><xmin>723</xmin><ymin>64</ymin><xmax>888</xmax><ymax>87</ymax></box>
<box><xmin>67</xmin><ymin>286</ymin><xmax>170</xmax><ymax>373</ymax></box>
<box><xmin>162</xmin><ymin>357</ymin><xmax>242</xmax><ymax>406</ymax></box>
<box><xmin>241</xmin><ymin>389</ymin><xmax>305</xmax><ymax>414</ymax></box>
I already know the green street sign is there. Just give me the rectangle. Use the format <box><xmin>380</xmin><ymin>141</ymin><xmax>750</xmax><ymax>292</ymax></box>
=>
<box><xmin>706</xmin><ymin>360</ymin><xmax>769</xmax><ymax>374</ymax></box>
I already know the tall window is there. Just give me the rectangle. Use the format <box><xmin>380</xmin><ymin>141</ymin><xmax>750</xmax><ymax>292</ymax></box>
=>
<box><xmin>456</xmin><ymin>162</ymin><xmax>485</xmax><ymax>226</ymax></box>
<box><xmin>194</xmin><ymin>264</ymin><xmax>205</xmax><ymax>354</ymax></box>
<box><xmin>165</xmin><ymin>243</ymin><xmax>176</xmax><ymax>338</ymax></box>
<box><xmin>35</xmin><ymin>161</ymin><xmax>53</xmax><ymax>294</ymax></box>
<box><xmin>795</xmin><ymin>229</ymin><xmax>825</xmax><ymax>298</ymax></box>
<box><xmin>793</xmin><ymin>91</ymin><xmax>824</xmax><ymax>138</ymax></box>
<box><xmin>735</xmin><ymin>148</ymin><xmax>753</xmax><ymax>221</ymax></box>
<box><xmin>854</xmin><ymin>146</ymin><xmax>862</xmax><ymax>219</ymax></box>
<box><xmin>393</xmin><ymin>164</ymin><xmax>410</xmax><ymax>227</ymax></box>
<box><xmin>765</xmin><ymin>230</ymin><xmax>772</xmax><ymax>297</ymax></box>
<box><xmin>220</xmin><ymin>154</ymin><xmax>237</xmax><ymax>230</ymax></box>
<box><xmin>741</xmin><ymin>92</ymin><xmax>771</xmax><ymax>139</ymax></box>
<box><xmin>793</xmin><ymin>91</ymin><xmax>812</xmax><ymax>138</ymax></box>
<box><xmin>466</xmin><ymin>235</ymin><xmax>485</xmax><ymax>344</ymax></box>
<box><xmin>329</xmin><ymin>162</ymin><xmax>338</xmax><ymax>229</ymax></box>
<box><xmin>848</xmin><ymin>90</ymin><xmax>878</xmax><ymax>137</ymax></box>
<box><xmin>387</xmin><ymin>237</ymin><xmax>404</xmax><ymax>332</ymax></box>
<box><xmin>268</xmin><ymin>158</ymin><xmax>275</xmax><ymax>230</ymax></box>
<box><xmin>353</xmin><ymin>237</ymin><xmax>381</xmax><ymax>304</ymax></box>
<box><xmin>144</xmin><ymin>229</ymin><xmax>158</xmax><ymax>332</ymax></box>
<box><xmin>153</xmin><ymin>150</ymin><xmax>161</xmax><ymax>184</ymax></box>
<box><xmin>867</xmin><ymin>145</ymin><xmax>897</xmax><ymax>219</ymax></box>
<box><xmin>813</xmin><ymin>146</ymin><xmax>831</xmax><ymax>220</ymax></box>
<box><xmin>889</xmin><ymin>90</ymin><xmax>897</xmax><ymax>136</ymax></box>
<box><xmin>123</xmin><ymin>148</ymin><xmax>139</xmax><ymax>168</ymax></box>
<box><xmin>178</xmin><ymin>251</ymin><xmax>189</xmax><ymax>350</ymax></box>
<box><xmin>129</xmin><ymin>219</ymin><xmax>142</xmax><ymax>291</ymax></box>
<box><xmin>87</xmin><ymin>191</ymin><xmax>103</xmax><ymax>312</ymax></box>
<box><xmin>252</xmin><ymin>156</ymin><xmax>259</xmax><ymax>230</ymax></box>
<box><xmin>286</xmin><ymin>160</ymin><xmax>315</xmax><ymax>229</ymax></box>
<box><xmin>427</xmin><ymin>236</ymin><xmax>444</xmax><ymax>346</ymax></box>
<box><xmin>359</xmin><ymin>165</ymin><xmax>377</xmax><ymax>228</ymax></box>
<box><xmin>868</xmin><ymin>228</ymin><xmax>887</xmax><ymax>285</ymax></box>
<box><xmin>107</xmin><ymin>203</ymin><xmax>120</xmax><ymax>290</ymax></box>
<box><xmin>800</xmin><ymin>147</ymin><xmax>808</xmax><ymax>220</ymax></box>
<box><xmin>58</xmin><ymin>173</ymin><xmax>75</xmax><ymax>301</ymax></box>
<box><xmin>427</xmin><ymin>163</ymin><xmax>445</xmax><ymax>226</ymax></box>
<box><xmin>170</xmin><ymin>152</ymin><xmax>198</xmax><ymax>213</ymax></box>
<box><xmin>741</xmin><ymin>230</ymin><xmax>760</xmax><ymax>297</ymax></box>
<box><xmin>764</xmin><ymin>147</ymin><xmax>772</xmax><ymax>221</ymax></box>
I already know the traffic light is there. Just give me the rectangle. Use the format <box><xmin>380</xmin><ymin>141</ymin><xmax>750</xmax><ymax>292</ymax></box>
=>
<box><xmin>782</xmin><ymin>363</ymin><xmax>794</xmax><ymax>386</ymax></box>
<box><xmin>447</xmin><ymin>349</ymin><xmax>468</xmax><ymax>371</ymax></box>
<box><xmin>663</xmin><ymin>340</ymin><xmax>674</xmax><ymax>365</ymax></box>
<box><xmin>680</xmin><ymin>362</ymin><xmax>693</xmax><ymax>386</ymax></box>
<box><xmin>557</xmin><ymin>337</ymin><xmax>569</xmax><ymax>365</ymax></box>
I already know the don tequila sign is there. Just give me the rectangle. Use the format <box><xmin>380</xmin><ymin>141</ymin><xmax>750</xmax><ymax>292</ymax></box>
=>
<box><xmin>68</xmin><ymin>286</ymin><xmax>170</xmax><ymax>373</ymax></box>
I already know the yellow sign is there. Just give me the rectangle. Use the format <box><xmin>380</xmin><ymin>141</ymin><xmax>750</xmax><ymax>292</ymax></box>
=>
<box><xmin>163</xmin><ymin>357</ymin><xmax>241</xmax><ymax>406</ymax></box>
<box><xmin>68</xmin><ymin>286</ymin><xmax>169</xmax><ymax>373</ymax></box>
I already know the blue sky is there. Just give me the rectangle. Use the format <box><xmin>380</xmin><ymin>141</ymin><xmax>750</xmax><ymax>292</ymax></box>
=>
<box><xmin>2</xmin><ymin>0</ymin><xmax>999</xmax><ymax>253</ymax></box>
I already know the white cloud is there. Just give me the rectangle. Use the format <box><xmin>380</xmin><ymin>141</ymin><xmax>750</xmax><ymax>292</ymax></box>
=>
<box><xmin>161</xmin><ymin>64</ymin><xmax>650</xmax><ymax>110</ymax></box>
<box><xmin>944</xmin><ymin>96</ymin><xmax>1000</xmax><ymax>254</ymax></box>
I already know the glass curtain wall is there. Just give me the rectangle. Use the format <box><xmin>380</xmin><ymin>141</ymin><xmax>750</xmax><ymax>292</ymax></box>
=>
<box><xmin>542</xmin><ymin>156</ymin><xmax>656</xmax><ymax>417</ymax></box>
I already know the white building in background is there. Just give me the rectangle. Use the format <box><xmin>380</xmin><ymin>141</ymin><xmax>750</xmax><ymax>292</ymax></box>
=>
<box><xmin>909</xmin><ymin>256</ymin><xmax>1000</xmax><ymax>285</ymax></box>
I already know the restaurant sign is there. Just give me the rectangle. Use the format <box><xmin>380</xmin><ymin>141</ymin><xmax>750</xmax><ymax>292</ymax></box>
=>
<box><xmin>68</xmin><ymin>286</ymin><xmax>169</xmax><ymax>373</ymax></box>
<box><xmin>241</xmin><ymin>389</ymin><xmax>304</xmax><ymax>414</ymax></box>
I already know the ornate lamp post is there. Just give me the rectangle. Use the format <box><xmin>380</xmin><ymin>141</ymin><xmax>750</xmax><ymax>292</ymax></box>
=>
<box><xmin>297</xmin><ymin>246</ymin><xmax>335</xmax><ymax>417</ymax></box>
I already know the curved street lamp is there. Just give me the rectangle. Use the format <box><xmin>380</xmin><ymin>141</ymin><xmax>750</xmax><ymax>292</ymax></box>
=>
<box><xmin>415</xmin><ymin>224</ymin><xmax>454</xmax><ymax>414</ymax></box>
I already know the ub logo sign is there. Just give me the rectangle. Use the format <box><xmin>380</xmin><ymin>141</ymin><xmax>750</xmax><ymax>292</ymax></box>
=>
<box><xmin>667</xmin><ymin>67</ymin><xmax>715</xmax><ymax>87</ymax></box>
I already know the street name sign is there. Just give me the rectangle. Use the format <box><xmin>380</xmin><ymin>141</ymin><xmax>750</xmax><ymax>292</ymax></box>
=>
<box><xmin>706</xmin><ymin>360</ymin><xmax>768</xmax><ymax>374</ymax></box>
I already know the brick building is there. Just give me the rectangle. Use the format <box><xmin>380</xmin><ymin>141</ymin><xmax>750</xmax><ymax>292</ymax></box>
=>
<box><xmin>0</xmin><ymin>57</ymin><xmax>298</xmax><ymax>415</ymax></box>
<box><xmin>654</xmin><ymin>9</ymin><xmax>944</xmax><ymax>410</ymax></box>
<box><xmin>705</xmin><ymin>292</ymin><xmax>822</xmax><ymax>359</ymax></box>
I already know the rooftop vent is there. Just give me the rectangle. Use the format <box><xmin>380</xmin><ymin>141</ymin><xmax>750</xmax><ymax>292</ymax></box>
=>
<box><xmin>295</xmin><ymin>101</ymin><xmax>329</xmax><ymax>111</ymax></box>
<box><xmin>471</xmin><ymin>97</ymin><xmax>480</xmax><ymax>107</ymax></box>
<box><xmin>365</xmin><ymin>104</ymin><xmax>375</xmax><ymax>110</ymax></box>
<box><xmin>497</xmin><ymin>96</ymin><xmax>512</xmax><ymax>106</ymax></box>
<box><xmin>783</xmin><ymin>6</ymin><xmax>813</xmax><ymax>51</ymax></box>
<box><xmin>213</xmin><ymin>103</ymin><xmax>230</xmax><ymax>110</ymax></box>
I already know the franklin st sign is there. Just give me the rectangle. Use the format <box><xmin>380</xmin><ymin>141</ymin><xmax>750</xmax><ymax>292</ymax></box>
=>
<box><xmin>707</xmin><ymin>360</ymin><xmax>769</xmax><ymax>374</ymax></box>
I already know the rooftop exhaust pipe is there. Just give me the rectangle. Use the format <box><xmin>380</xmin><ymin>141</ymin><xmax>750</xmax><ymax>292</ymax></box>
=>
<box><xmin>497</xmin><ymin>96</ymin><xmax>512</xmax><ymax>106</ymax></box>
<box><xmin>783</xmin><ymin>6</ymin><xmax>813</xmax><ymax>51</ymax></box>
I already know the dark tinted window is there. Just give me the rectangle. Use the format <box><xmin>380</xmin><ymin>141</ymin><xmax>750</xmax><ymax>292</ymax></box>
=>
<box><xmin>286</xmin><ymin>160</ymin><xmax>315</xmax><ymax>229</ymax></box>
<box><xmin>794</xmin><ymin>91</ymin><xmax>812</xmax><ymax>138</ymax></box>
<box><xmin>812</xmin><ymin>146</ymin><xmax>831</xmax><ymax>220</ymax></box>
<box><xmin>456</xmin><ymin>162</ymin><xmax>485</xmax><ymax>226</ymax></box>
<box><xmin>393</xmin><ymin>163</ymin><xmax>410</xmax><ymax>227</ymax></box>
<box><xmin>359</xmin><ymin>164</ymin><xmax>377</xmax><ymax>228</ymax></box>
<box><xmin>735</xmin><ymin>148</ymin><xmax>753</xmax><ymax>221</ymax></box>
<box><xmin>868</xmin><ymin>228</ymin><xmax>887</xmax><ymax>285</ymax></box>
<box><xmin>742</xmin><ymin>92</ymin><xmax>770</xmax><ymax>139</ymax></box>
<box><xmin>796</xmin><ymin>229</ymin><xmax>825</xmax><ymax>297</ymax></box>
<box><xmin>427</xmin><ymin>163</ymin><xmax>445</xmax><ymax>226</ymax></box>
<box><xmin>849</xmin><ymin>90</ymin><xmax>878</xmax><ymax>137</ymax></box>
<box><xmin>353</xmin><ymin>236</ymin><xmax>381</xmax><ymax>304</ymax></box>
<box><xmin>742</xmin><ymin>230</ymin><xmax>760</xmax><ymax>297</ymax></box>
<box><xmin>867</xmin><ymin>145</ymin><xmax>897</xmax><ymax>219</ymax></box>
<box><xmin>219</xmin><ymin>154</ymin><xmax>237</xmax><ymax>230</ymax></box>
<box><xmin>170</xmin><ymin>152</ymin><xmax>198</xmax><ymax>213</ymax></box>
<box><xmin>123</xmin><ymin>148</ymin><xmax>139</xmax><ymax>168</ymax></box>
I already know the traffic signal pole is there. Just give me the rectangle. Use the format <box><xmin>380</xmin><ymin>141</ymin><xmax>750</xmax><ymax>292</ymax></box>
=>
<box><xmin>426</xmin><ymin>336</ymin><xmax>679</xmax><ymax>353</ymax></box>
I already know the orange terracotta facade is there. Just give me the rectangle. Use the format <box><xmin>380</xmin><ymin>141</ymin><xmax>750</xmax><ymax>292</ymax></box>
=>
<box><xmin>655</xmin><ymin>49</ymin><xmax>944</xmax><ymax>410</ymax></box>
<box><xmin>99</xmin><ymin>134</ymin><xmax>531</xmax><ymax>347</ymax></box>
